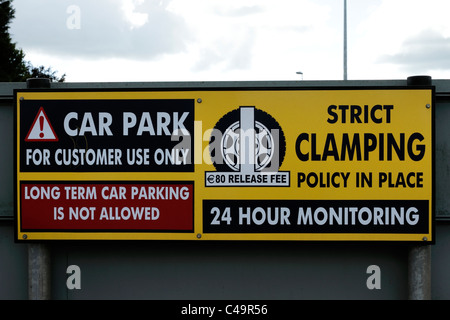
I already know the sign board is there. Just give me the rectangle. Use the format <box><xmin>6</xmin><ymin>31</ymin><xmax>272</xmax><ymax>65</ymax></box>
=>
<box><xmin>14</xmin><ymin>87</ymin><xmax>434</xmax><ymax>242</ymax></box>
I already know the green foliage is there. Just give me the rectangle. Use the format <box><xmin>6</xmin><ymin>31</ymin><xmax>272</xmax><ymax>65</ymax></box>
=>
<box><xmin>0</xmin><ymin>0</ymin><xmax>65</xmax><ymax>82</ymax></box>
<box><xmin>25</xmin><ymin>63</ymin><xmax>66</xmax><ymax>83</ymax></box>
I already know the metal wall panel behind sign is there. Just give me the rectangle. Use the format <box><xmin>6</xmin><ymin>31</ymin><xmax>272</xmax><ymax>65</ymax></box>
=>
<box><xmin>14</xmin><ymin>88</ymin><xmax>434</xmax><ymax>242</ymax></box>
<box><xmin>0</xmin><ymin>105</ymin><xmax>14</xmax><ymax>218</ymax></box>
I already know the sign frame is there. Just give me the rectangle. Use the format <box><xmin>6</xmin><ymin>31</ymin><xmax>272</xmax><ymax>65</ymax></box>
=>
<box><xmin>14</xmin><ymin>86</ymin><xmax>435</xmax><ymax>243</ymax></box>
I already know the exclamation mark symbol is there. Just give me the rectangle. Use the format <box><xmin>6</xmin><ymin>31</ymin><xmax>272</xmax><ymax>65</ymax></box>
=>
<box><xmin>39</xmin><ymin>115</ymin><xmax>44</xmax><ymax>138</ymax></box>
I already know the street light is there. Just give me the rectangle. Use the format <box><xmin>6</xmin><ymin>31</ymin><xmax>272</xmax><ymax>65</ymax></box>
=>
<box><xmin>344</xmin><ymin>0</ymin><xmax>348</xmax><ymax>80</ymax></box>
<box><xmin>296</xmin><ymin>71</ymin><xmax>303</xmax><ymax>80</ymax></box>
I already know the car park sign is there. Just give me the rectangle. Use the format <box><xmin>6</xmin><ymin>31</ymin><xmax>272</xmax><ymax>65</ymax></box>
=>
<box><xmin>15</xmin><ymin>87</ymin><xmax>434</xmax><ymax>242</ymax></box>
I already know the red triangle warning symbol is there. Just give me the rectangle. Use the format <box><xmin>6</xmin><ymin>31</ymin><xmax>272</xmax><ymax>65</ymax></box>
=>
<box><xmin>25</xmin><ymin>107</ymin><xmax>58</xmax><ymax>142</ymax></box>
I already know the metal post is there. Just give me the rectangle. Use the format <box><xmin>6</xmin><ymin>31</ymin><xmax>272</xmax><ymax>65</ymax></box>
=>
<box><xmin>408</xmin><ymin>245</ymin><xmax>431</xmax><ymax>299</ymax></box>
<box><xmin>28</xmin><ymin>243</ymin><xmax>51</xmax><ymax>299</ymax></box>
<box><xmin>406</xmin><ymin>75</ymin><xmax>432</xmax><ymax>300</ymax></box>
<box><xmin>26</xmin><ymin>77</ymin><xmax>51</xmax><ymax>300</ymax></box>
<box><xmin>343</xmin><ymin>0</ymin><xmax>347</xmax><ymax>80</ymax></box>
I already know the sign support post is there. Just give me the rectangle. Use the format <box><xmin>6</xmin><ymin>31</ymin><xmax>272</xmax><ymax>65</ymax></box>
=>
<box><xmin>407</xmin><ymin>75</ymin><xmax>432</xmax><ymax>300</ymax></box>
<box><xmin>28</xmin><ymin>242</ymin><xmax>50</xmax><ymax>300</ymax></box>
<box><xmin>408</xmin><ymin>244</ymin><xmax>431</xmax><ymax>299</ymax></box>
<box><xmin>26</xmin><ymin>78</ymin><xmax>51</xmax><ymax>300</ymax></box>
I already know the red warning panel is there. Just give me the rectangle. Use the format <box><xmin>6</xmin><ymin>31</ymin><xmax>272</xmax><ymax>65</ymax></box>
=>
<box><xmin>25</xmin><ymin>107</ymin><xmax>58</xmax><ymax>141</ymax></box>
<box><xmin>20</xmin><ymin>181</ymin><xmax>194</xmax><ymax>232</ymax></box>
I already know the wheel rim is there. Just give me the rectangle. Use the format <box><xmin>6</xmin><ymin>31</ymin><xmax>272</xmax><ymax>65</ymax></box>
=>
<box><xmin>220</xmin><ymin>121</ymin><xmax>274</xmax><ymax>172</ymax></box>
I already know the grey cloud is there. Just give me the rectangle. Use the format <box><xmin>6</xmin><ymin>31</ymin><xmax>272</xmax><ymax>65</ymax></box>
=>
<box><xmin>191</xmin><ymin>29</ymin><xmax>255</xmax><ymax>73</ymax></box>
<box><xmin>191</xmin><ymin>48</ymin><xmax>223</xmax><ymax>72</ymax></box>
<box><xmin>226</xmin><ymin>29</ymin><xmax>255</xmax><ymax>70</ymax></box>
<box><xmin>10</xmin><ymin>0</ymin><xmax>189</xmax><ymax>60</ymax></box>
<box><xmin>378</xmin><ymin>29</ymin><xmax>450</xmax><ymax>72</ymax></box>
<box><xmin>215</xmin><ymin>5</ymin><xmax>264</xmax><ymax>17</ymax></box>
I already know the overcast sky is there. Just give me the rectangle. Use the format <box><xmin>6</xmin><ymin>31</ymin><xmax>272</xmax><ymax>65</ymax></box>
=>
<box><xmin>9</xmin><ymin>0</ymin><xmax>450</xmax><ymax>82</ymax></box>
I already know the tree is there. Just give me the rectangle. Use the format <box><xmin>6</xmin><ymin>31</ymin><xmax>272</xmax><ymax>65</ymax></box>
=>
<box><xmin>0</xmin><ymin>0</ymin><xmax>27</xmax><ymax>81</ymax></box>
<box><xmin>0</xmin><ymin>0</ymin><xmax>65</xmax><ymax>82</ymax></box>
<box><xmin>25</xmin><ymin>63</ymin><xmax>66</xmax><ymax>83</ymax></box>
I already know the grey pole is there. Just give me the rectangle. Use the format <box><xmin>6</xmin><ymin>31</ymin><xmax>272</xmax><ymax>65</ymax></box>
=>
<box><xmin>26</xmin><ymin>77</ymin><xmax>52</xmax><ymax>300</ymax></box>
<box><xmin>28</xmin><ymin>243</ymin><xmax>51</xmax><ymax>299</ymax></box>
<box><xmin>408</xmin><ymin>245</ymin><xmax>431</xmax><ymax>299</ymax></box>
<box><xmin>343</xmin><ymin>0</ymin><xmax>347</xmax><ymax>80</ymax></box>
<box><xmin>406</xmin><ymin>75</ymin><xmax>432</xmax><ymax>300</ymax></box>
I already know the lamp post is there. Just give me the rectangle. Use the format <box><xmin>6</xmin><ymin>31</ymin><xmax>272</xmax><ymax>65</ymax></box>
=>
<box><xmin>344</xmin><ymin>0</ymin><xmax>348</xmax><ymax>80</ymax></box>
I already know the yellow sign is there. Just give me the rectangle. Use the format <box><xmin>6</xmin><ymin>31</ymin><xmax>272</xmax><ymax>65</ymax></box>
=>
<box><xmin>15</xmin><ymin>87</ymin><xmax>434</xmax><ymax>242</ymax></box>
